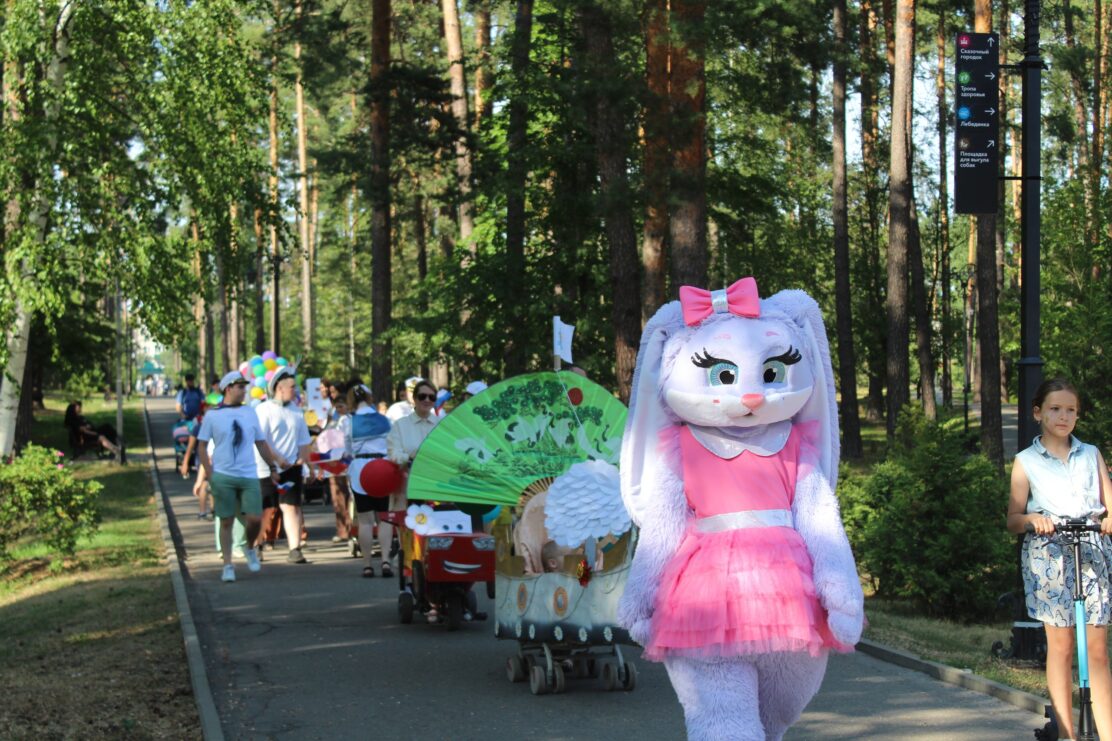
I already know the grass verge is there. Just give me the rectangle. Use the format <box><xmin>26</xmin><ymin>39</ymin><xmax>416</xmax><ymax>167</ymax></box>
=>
<box><xmin>0</xmin><ymin>397</ymin><xmax>201</xmax><ymax>740</ymax></box>
<box><xmin>864</xmin><ymin>598</ymin><xmax>1052</xmax><ymax>698</ymax></box>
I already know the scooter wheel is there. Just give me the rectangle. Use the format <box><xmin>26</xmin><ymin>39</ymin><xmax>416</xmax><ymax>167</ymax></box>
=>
<box><xmin>529</xmin><ymin>664</ymin><xmax>548</xmax><ymax>695</ymax></box>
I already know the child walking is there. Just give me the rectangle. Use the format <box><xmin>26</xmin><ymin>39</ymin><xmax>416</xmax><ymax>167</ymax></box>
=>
<box><xmin>1007</xmin><ymin>378</ymin><xmax>1112</xmax><ymax>740</ymax></box>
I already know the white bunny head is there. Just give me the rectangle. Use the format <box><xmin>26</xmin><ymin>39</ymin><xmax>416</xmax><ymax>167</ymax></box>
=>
<box><xmin>621</xmin><ymin>278</ymin><xmax>839</xmax><ymax>526</ymax></box>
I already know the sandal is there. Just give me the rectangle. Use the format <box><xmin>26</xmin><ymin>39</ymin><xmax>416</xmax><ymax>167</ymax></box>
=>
<box><xmin>380</xmin><ymin>562</ymin><xmax>394</xmax><ymax>578</ymax></box>
<box><xmin>362</xmin><ymin>566</ymin><xmax>375</xmax><ymax>578</ymax></box>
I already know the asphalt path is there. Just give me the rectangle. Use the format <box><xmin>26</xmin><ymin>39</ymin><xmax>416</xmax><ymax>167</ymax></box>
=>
<box><xmin>148</xmin><ymin>398</ymin><xmax>1045</xmax><ymax>740</ymax></box>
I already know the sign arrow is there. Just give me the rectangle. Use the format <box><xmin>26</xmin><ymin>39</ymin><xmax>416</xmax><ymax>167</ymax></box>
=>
<box><xmin>985</xmin><ymin>72</ymin><xmax>996</xmax><ymax>80</ymax></box>
<box><xmin>987</xmin><ymin>37</ymin><xmax>996</xmax><ymax>46</ymax></box>
<box><xmin>987</xmin><ymin>140</ymin><xmax>996</xmax><ymax>148</ymax></box>
<box><xmin>985</xmin><ymin>107</ymin><xmax>997</xmax><ymax>115</ymax></box>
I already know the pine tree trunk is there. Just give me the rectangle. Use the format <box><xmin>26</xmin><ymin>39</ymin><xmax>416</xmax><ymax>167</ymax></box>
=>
<box><xmin>936</xmin><ymin>11</ymin><xmax>953</xmax><ymax>409</ymax></box>
<box><xmin>504</xmin><ymin>0</ymin><xmax>534</xmax><ymax>375</ymax></box>
<box><xmin>668</xmin><ymin>0</ymin><xmax>708</xmax><ymax>291</ymax></box>
<box><xmin>228</xmin><ymin>202</ymin><xmax>241</xmax><ymax>363</ymax></box>
<box><xmin>269</xmin><ymin>3</ymin><xmax>282</xmax><ymax>355</ymax></box>
<box><xmin>974</xmin><ymin>0</ymin><xmax>1003</xmax><ymax>468</ymax></box>
<box><xmin>832</xmin><ymin>0</ymin><xmax>862</xmax><ymax>457</ymax></box>
<box><xmin>581</xmin><ymin>2</ymin><xmax>641</xmax><ymax>403</ymax></box>
<box><xmin>253</xmin><ymin>208</ymin><xmax>266</xmax><ymax>354</ymax></box>
<box><xmin>641</xmin><ymin>0</ymin><xmax>669</xmax><ymax>320</ymax></box>
<box><xmin>295</xmin><ymin>0</ymin><xmax>313</xmax><ymax>358</ymax></box>
<box><xmin>473</xmin><ymin>1</ymin><xmax>493</xmax><ymax>129</ymax></box>
<box><xmin>885</xmin><ymin>0</ymin><xmax>914</xmax><ymax>438</ymax></box>
<box><xmin>370</xmin><ymin>0</ymin><xmax>393</xmax><ymax>404</ymax></box>
<box><xmin>441</xmin><ymin>0</ymin><xmax>474</xmax><ymax>243</ymax></box>
<box><xmin>860</xmin><ymin>0</ymin><xmax>886</xmax><ymax>423</ymax></box>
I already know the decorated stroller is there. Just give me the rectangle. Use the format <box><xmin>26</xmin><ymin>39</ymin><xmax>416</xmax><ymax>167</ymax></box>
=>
<box><xmin>407</xmin><ymin>371</ymin><xmax>638</xmax><ymax>695</ymax></box>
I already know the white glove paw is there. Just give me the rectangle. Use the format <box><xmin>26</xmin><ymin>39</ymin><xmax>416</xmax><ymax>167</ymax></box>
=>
<box><xmin>826</xmin><ymin>607</ymin><xmax>864</xmax><ymax>647</ymax></box>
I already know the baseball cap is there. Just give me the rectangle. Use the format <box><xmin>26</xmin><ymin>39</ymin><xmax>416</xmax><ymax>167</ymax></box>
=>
<box><xmin>405</xmin><ymin>376</ymin><xmax>425</xmax><ymax>391</ymax></box>
<box><xmin>219</xmin><ymin>371</ymin><xmax>249</xmax><ymax>392</ymax></box>
<box><xmin>465</xmin><ymin>381</ymin><xmax>488</xmax><ymax>396</ymax></box>
<box><xmin>268</xmin><ymin>366</ymin><xmax>296</xmax><ymax>396</ymax></box>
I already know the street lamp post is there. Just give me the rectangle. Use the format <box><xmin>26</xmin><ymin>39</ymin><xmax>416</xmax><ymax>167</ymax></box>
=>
<box><xmin>1016</xmin><ymin>0</ymin><xmax>1044</xmax><ymax>448</ymax></box>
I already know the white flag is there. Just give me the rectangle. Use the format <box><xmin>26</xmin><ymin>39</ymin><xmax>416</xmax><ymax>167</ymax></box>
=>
<box><xmin>553</xmin><ymin>316</ymin><xmax>575</xmax><ymax>364</ymax></box>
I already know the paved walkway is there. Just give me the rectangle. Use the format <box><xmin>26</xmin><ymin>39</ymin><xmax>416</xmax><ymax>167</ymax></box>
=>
<box><xmin>148</xmin><ymin>398</ymin><xmax>1047</xmax><ymax>740</ymax></box>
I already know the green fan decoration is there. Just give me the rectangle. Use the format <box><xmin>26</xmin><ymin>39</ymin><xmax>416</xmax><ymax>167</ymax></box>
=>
<box><xmin>407</xmin><ymin>371</ymin><xmax>627</xmax><ymax>507</ymax></box>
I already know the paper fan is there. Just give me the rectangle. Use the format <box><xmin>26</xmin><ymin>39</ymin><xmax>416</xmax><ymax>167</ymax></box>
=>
<box><xmin>407</xmin><ymin>371</ymin><xmax>627</xmax><ymax>507</ymax></box>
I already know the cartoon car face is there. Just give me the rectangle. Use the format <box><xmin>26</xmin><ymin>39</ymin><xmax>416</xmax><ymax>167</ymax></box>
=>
<box><xmin>423</xmin><ymin>532</ymin><xmax>496</xmax><ymax>582</ymax></box>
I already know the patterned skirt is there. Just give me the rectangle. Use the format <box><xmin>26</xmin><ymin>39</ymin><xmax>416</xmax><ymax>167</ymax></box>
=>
<box><xmin>1021</xmin><ymin>528</ymin><xmax>1112</xmax><ymax>627</ymax></box>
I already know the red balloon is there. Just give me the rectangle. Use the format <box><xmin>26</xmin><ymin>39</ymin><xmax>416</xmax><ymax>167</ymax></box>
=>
<box><xmin>359</xmin><ymin>459</ymin><xmax>404</xmax><ymax>498</ymax></box>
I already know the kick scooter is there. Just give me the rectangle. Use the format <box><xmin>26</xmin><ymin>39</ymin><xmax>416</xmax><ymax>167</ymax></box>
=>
<box><xmin>1033</xmin><ymin>518</ymin><xmax>1104</xmax><ymax>741</ymax></box>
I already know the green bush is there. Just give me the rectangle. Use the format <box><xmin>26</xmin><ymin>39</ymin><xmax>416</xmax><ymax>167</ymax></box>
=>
<box><xmin>837</xmin><ymin>407</ymin><xmax>1014</xmax><ymax>620</ymax></box>
<box><xmin>0</xmin><ymin>444</ymin><xmax>102</xmax><ymax>563</ymax></box>
<box><xmin>63</xmin><ymin>368</ymin><xmax>106</xmax><ymax>404</ymax></box>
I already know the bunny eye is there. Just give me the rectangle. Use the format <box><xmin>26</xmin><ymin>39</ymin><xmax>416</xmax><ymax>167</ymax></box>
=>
<box><xmin>707</xmin><ymin>361</ymin><xmax>739</xmax><ymax>386</ymax></box>
<box><xmin>762</xmin><ymin>360</ymin><xmax>787</xmax><ymax>384</ymax></box>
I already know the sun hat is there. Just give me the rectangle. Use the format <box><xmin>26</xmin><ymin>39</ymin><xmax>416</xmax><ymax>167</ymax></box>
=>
<box><xmin>219</xmin><ymin>371</ymin><xmax>249</xmax><ymax>392</ymax></box>
<box><xmin>465</xmin><ymin>380</ymin><xmax>488</xmax><ymax>396</ymax></box>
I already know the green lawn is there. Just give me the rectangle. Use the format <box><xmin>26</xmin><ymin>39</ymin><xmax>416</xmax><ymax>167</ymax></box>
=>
<box><xmin>0</xmin><ymin>396</ymin><xmax>201</xmax><ymax>740</ymax></box>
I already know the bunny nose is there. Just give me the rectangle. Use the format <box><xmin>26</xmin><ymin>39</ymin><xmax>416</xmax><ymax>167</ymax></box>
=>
<box><xmin>741</xmin><ymin>394</ymin><xmax>765</xmax><ymax>410</ymax></box>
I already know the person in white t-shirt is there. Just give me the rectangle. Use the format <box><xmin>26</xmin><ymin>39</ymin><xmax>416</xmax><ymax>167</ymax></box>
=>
<box><xmin>196</xmin><ymin>372</ymin><xmax>287</xmax><ymax>583</ymax></box>
<box><xmin>254</xmin><ymin>367</ymin><xmax>315</xmax><ymax>564</ymax></box>
<box><xmin>385</xmin><ymin>376</ymin><xmax>423</xmax><ymax>421</ymax></box>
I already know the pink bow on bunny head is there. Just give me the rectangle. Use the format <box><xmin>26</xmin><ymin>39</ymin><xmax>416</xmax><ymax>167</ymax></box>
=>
<box><xmin>679</xmin><ymin>277</ymin><xmax>761</xmax><ymax>327</ymax></box>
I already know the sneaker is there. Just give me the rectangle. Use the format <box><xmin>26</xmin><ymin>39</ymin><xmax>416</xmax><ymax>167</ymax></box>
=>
<box><xmin>426</xmin><ymin>608</ymin><xmax>439</xmax><ymax>624</ymax></box>
<box><xmin>287</xmin><ymin>548</ymin><xmax>307</xmax><ymax>564</ymax></box>
<box><xmin>197</xmin><ymin>512</ymin><xmax>207</xmax><ymax>520</ymax></box>
<box><xmin>245</xmin><ymin>548</ymin><xmax>261</xmax><ymax>573</ymax></box>
<box><xmin>463</xmin><ymin>610</ymin><xmax>473</xmax><ymax>622</ymax></box>
<box><xmin>331</xmin><ymin>535</ymin><xmax>343</xmax><ymax>544</ymax></box>
<box><xmin>348</xmin><ymin>539</ymin><xmax>361</xmax><ymax>558</ymax></box>
<box><xmin>221</xmin><ymin>564</ymin><xmax>236</xmax><ymax>583</ymax></box>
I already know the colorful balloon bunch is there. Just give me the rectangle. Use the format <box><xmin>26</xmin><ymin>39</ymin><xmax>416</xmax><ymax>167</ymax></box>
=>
<box><xmin>237</xmin><ymin>350</ymin><xmax>292</xmax><ymax>404</ymax></box>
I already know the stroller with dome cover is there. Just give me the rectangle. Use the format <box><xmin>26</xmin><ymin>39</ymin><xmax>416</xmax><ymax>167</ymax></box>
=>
<box><xmin>406</xmin><ymin>372</ymin><xmax>639</xmax><ymax>695</ymax></box>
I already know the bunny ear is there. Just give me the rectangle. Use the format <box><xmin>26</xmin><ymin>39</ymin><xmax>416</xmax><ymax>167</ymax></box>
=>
<box><xmin>620</xmin><ymin>301</ymin><xmax>686</xmax><ymax>527</ymax></box>
<box><xmin>763</xmin><ymin>289</ymin><xmax>840</xmax><ymax>487</ymax></box>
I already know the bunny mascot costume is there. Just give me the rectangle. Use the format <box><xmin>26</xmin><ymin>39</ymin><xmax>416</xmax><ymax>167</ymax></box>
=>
<box><xmin>618</xmin><ymin>277</ymin><xmax>864</xmax><ymax>741</ymax></box>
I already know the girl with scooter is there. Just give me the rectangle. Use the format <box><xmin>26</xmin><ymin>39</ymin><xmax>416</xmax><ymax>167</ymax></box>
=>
<box><xmin>1008</xmin><ymin>378</ymin><xmax>1112</xmax><ymax>740</ymax></box>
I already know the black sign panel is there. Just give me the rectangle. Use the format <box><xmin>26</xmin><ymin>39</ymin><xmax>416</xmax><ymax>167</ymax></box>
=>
<box><xmin>954</xmin><ymin>32</ymin><xmax>1000</xmax><ymax>214</ymax></box>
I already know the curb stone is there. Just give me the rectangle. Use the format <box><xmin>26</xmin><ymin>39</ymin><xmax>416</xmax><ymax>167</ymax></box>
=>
<box><xmin>857</xmin><ymin>638</ymin><xmax>1049</xmax><ymax>716</ymax></box>
<box><xmin>142</xmin><ymin>401</ymin><xmax>225</xmax><ymax>741</ymax></box>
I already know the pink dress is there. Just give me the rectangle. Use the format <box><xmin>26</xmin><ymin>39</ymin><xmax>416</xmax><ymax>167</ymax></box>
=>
<box><xmin>644</xmin><ymin>423</ymin><xmax>842</xmax><ymax>660</ymax></box>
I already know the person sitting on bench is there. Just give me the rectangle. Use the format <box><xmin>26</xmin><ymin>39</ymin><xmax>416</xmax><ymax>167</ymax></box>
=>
<box><xmin>64</xmin><ymin>401</ymin><xmax>121</xmax><ymax>458</ymax></box>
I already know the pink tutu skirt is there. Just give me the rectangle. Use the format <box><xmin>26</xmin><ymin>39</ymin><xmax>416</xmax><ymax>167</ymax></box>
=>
<box><xmin>644</xmin><ymin>525</ymin><xmax>843</xmax><ymax>661</ymax></box>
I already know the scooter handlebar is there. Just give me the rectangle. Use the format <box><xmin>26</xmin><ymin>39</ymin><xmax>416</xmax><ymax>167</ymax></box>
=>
<box><xmin>1025</xmin><ymin>517</ymin><xmax>1102</xmax><ymax>534</ymax></box>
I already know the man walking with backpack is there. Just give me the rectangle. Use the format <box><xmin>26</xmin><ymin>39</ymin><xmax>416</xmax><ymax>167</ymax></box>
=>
<box><xmin>176</xmin><ymin>374</ymin><xmax>205</xmax><ymax>421</ymax></box>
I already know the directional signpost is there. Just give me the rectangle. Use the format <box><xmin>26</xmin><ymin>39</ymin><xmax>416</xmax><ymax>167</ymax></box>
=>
<box><xmin>954</xmin><ymin>32</ymin><xmax>999</xmax><ymax>214</ymax></box>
